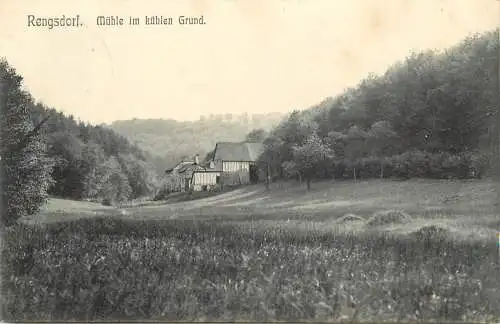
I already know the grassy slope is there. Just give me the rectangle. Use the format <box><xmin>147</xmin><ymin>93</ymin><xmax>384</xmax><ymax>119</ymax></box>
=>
<box><xmin>31</xmin><ymin>179</ymin><xmax>499</xmax><ymax>240</ymax></box>
<box><xmin>8</xmin><ymin>179</ymin><xmax>499</xmax><ymax>322</ymax></box>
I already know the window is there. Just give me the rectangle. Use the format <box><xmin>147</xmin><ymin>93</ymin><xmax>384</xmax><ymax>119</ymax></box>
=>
<box><xmin>216</xmin><ymin>175</ymin><xmax>220</xmax><ymax>184</ymax></box>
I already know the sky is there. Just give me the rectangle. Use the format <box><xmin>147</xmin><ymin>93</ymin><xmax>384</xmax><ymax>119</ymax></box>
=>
<box><xmin>0</xmin><ymin>0</ymin><xmax>498</xmax><ymax>124</ymax></box>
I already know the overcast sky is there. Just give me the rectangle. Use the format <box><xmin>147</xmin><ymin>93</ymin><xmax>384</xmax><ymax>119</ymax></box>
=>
<box><xmin>0</xmin><ymin>0</ymin><xmax>498</xmax><ymax>124</ymax></box>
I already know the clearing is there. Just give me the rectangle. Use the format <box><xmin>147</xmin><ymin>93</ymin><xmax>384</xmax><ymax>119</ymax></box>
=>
<box><xmin>28</xmin><ymin>178</ymin><xmax>500</xmax><ymax>241</ymax></box>
<box><xmin>7</xmin><ymin>178</ymin><xmax>500</xmax><ymax>322</ymax></box>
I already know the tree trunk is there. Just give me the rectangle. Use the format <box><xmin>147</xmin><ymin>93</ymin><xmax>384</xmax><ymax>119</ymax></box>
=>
<box><xmin>380</xmin><ymin>162</ymin><xmax>384</xmax><ymax>179</ymax></box>
<box><xmin>266</xmin><ymin>163</ymin><xmax>271</xmax><ymax>191</ymax></box>
<box><xmin>298</xmin><ymin>172</ymin><xmax>302</xmax><ymax>184</ymax></box>
<box><xmin>306</xmin><ymin>178</ymin><xmax>311</xmax><ymax>191</ymax></box>
<box><xmin>353</xmin><ymin>167</ymin><xmax>357</xmax><ymax>182</ymax></box>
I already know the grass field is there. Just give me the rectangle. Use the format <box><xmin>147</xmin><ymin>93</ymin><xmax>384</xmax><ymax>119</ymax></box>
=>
<box><xmin>2</xmin><ymin>179</ymin><xmax>499</xmax><ymax>322</ymax></box>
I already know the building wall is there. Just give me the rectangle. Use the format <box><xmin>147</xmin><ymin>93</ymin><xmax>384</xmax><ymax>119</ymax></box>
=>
<box><xmin>220</xmin><ymin>161</ymin><xmax>264</xmax><ymax>185</ymax></box>
<box><xmin>221</xmin><ymin>161</ymin><xmax>250</xmax><ymax>185</ymax></box>
<box><xmin>193</xmin><ymin>172</ymin><xmax>220</xmax><ymax>186</ymax></box>
<box><xmin>187</xmin><ymin>161</ymin><xmax>262</xmax><ymax>190</ymax></box>
<box><xmin>164</xmin><ymin>176</ymin><xmax>186</xmax><ymax>192</ymax></box>
<box><xmin>221</xmin><ymin>171</ymin><xmax>250</xmax><ymax>185</ymax></box>
<box><xmin>192</xmin><ymin>172</ymin><xmax>221</xmax><ymax>191</ymax></box>
<box><xmin>222</xmin><ymin>161</ymin><xmax>250</xmax><ymax>173</ymax></box>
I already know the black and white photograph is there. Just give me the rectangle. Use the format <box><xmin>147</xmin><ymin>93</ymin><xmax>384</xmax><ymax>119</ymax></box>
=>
<box><xmin>0</xmin><ymin>0</ymin><xmax>499</xmax><ymax>322</ymax></box>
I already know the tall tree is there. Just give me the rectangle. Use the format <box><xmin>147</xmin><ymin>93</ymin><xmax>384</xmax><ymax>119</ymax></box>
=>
<box><xmin>291</xmin><ymin>132</ymin><xmax>334</xmax><ymax>190</ymax></box>
<box><xmin>344</xmin><ymin>126</ymin><xmax>370</xmax><ymax>181</ymax></box>
<box><xmin>117</xmin><ymin>153</ymin><xmax>159</xmax><ymax>199</ymax></box>
<box><xmin>245</xmin><ymin>128</ymin><xmax>268</xmax><ymax>143</ymax></box>
<box><xmin>100</xmin><ymin>156</ymin><xmax>132</xmax><ymax>205</ymax></box>
<box><xmin>81</xmin><ymin>141</ymin><xmax>108</xmax><ymax>200</ymax></box>
<box><xmin>0</xmin><ymin>59</ymin><xmax>53</xmax><ymax>226</ymax></box>
<box><xmin>46</xmin><ymin>131</ymin><xmax>86</xmax><ymax>198</ymax></box>
<box><xmin>368</xmin><ymin>121</ymin><xmax>398</xmax><ymax>178</ymax></box>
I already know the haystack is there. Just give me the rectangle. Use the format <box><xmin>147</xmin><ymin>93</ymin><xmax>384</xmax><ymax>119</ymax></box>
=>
<box><xmin>336</xmin><ymin>213</ymin><xmax>365</xmax><ymax>223</ymax></box>
<box><xmin>413</xmin><ymin>225</ymin><xmax>450</xmax><ymax>241</ymax></box>
<box><xmin>366</xmin><ymin>209</ymin><xmax>412</xmax><ymax>227</ymax></box>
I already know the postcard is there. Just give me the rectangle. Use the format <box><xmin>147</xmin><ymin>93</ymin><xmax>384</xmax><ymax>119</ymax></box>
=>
<box><xmin>1</xmin><ymin>0</ymin><xmax>499</xmax><ymax>322</ymax></box>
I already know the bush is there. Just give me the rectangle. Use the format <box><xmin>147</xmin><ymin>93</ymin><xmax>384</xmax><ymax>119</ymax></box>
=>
<box><xmin>153</xmin><ymin>187</ymin><xmax>170</xmax><ymax>201</ymax></box>
<box><xmin>413</xmin><ymin>225</ymin><xmax>451</xmax><ymax>242</ymax></box>
<box><xmin>101</xmin><ymin>198</ymin><xmax>113</xmax><ymax>206</ymax></box>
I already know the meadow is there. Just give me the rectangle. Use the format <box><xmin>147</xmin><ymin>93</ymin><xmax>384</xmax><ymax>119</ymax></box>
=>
<box><xmin>1</xmin><ymin>179</ymin><xmax>499</xmax><ymax>322</ymax></box>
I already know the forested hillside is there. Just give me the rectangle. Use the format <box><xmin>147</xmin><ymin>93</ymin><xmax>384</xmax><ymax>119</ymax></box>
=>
<box><xmin>1</xmin><ymin>59</ymin><xmax>159</xmax><ymax>215</ymax></box>
<box><xmin>108</xmin><ymin>113</ymin><xmax>283</xmax><ymax>172</ymax></box>
<box><xmin>31</xmin><ymin>107</ymin><xmax>160</xmax><ymax>204</ymax></box>
<box><xmin>258</xmin><ymin>30</ymin><xmax>499</xmax><ymax>188</ymax></box>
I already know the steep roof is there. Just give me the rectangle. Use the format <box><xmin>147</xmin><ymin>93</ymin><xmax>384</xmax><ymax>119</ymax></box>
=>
<box><xmin>213</xmin><ymin>142</ymin><xmax>265</xmax><ymax>162</ymax></box>
<box><xmin>178</xmin><ymin>163</ymin><xmax>204</xmax><ymax>174</ymax></box>
<box><xmin>165</xmin><ymin>161</ymin><xmax>203</xmax><ymax>174</ymax></box>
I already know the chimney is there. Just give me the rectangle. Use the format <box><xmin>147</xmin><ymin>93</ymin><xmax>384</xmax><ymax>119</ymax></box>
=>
<box><xmin>194</xmin><ymin>154</ymin><xmax>199</xmax><ymax>165</ymax></box>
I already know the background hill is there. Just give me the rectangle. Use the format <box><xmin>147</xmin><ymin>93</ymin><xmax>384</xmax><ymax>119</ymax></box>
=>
<box><xmin>108</xmin><ymin>113</ymin><xmax>284</xmax><ymax>172</ymax></box>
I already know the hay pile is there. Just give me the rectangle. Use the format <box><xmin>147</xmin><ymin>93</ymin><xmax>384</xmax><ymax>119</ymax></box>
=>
<box><xmin>336</xmin><ymin>213</ymin><xmax>365</xmax><ymax>224</ymax></box>
<box><xmin>366</xmin><ymin>209</ymin><xmax>412</xmax><ymax>227</ymax></box>
<box><xmin>412</xmin><ymin>225</ymin><xmax>451</xmax><ymax>241</ymax></box>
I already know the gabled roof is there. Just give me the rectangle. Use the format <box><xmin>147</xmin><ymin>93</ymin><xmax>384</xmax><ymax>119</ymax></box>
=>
<box><xmin>165</xmin><ymin>161</ymin><xmax>201</xmax><ymax>174</ymax></box>
<box><xmin>178</xmin><ymin>163</ymin><xmax>204</xmax><ymax>174</ymax></box>
<box><xmin>213</xmin><ymin>142</ymin><xmax>265</xmax><ymax>162</ymax></box>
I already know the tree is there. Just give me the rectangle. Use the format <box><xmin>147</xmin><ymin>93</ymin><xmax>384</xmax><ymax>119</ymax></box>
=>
<box><xmin>368</xmin><ymin>120</ymin><xmax>398</xmax><ymax>178</ymax></box>
<box><xmin>281</xmin><ymin>160</ymin><xmax>302</xmax><ymax>183</ymax></box>
<box><xmin>203</xmin><ymin>149</ymin><xmax>215</xmax><ymax>163</ymax></box>
<box><xmin>291</xmin><ymin>132</ymin><xmax>334</xmax><ymax>191</ymax></box>
<box><xmin>117</xmin><ymin>153</ymin><xmax>159</xmax><ymax>199</ymax></box>
<box><xmin>81</xmin><ymin>141</ymin><xmax>108</xmax><ymax>200</ymax></box>
<box><xmin>0</xmin><ymin>59</ymin><xmax>53</xmax><ymax>226</ymax></box>
<box><xmin>325</xmin><ymin>131</ymin><xmax>348</xmax><ymax>178</ymax></box>
<box><xmin>258</xmin><ymin>29</ymin><xmax>499</xmax><ymax>182</ymax></box>
<box><xmin>277</xmin><ymin>110</ymin><xmax>319</xmax><ymax>146</ymax></box>
<box><xmin>258</xmin><ymin>133</ymin><xmax>285</xmax><ymax>188</ymax></box>
<box><xmin>46</xmin><ymin>131</ymin><xmax>86</xmax><ymax>198</ymax></box>
<box><xmin>245</xmin><ymin>128</ymin><xmax>268</xmax><ymax>143</ymax></box>
<box><xmin>99</xmin><ymin>156</ymin><xmax>132</xmax><ymax>205</ymax></box>
<box><xmin>344</xmin><ymin>126</ymin><xmax>370</xmax><ymax>181</ymax></box>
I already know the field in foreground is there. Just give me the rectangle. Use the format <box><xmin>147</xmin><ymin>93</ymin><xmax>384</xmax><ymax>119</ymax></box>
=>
<box><xmin>2</xmin><ymin>179</ymin><xmax>500</xmax><ymax>322</ymax></box>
